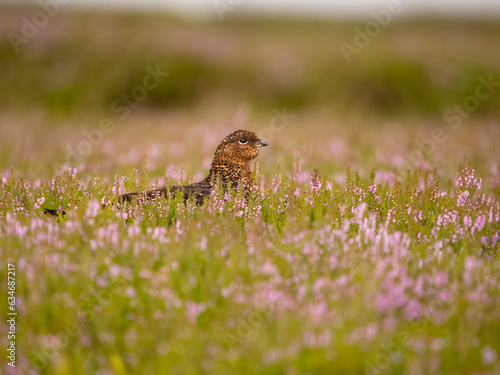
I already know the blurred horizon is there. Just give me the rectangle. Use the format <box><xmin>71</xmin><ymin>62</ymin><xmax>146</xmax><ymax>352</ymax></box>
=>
<box><xmin>3</xmin><ymin>0</ymin><xmax>500</xmax><ymax>19</ymax></box>
<box><xmin>1</xmin><ymin>4</ymin><xmax>500</xmax><ymax>123</ymax></box>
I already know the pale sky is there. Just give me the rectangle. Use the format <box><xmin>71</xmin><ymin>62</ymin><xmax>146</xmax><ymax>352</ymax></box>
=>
<box><xmin>4</xmin><ymin>0</ymin><xmax>500</xmax><ymax>18</ymax></box>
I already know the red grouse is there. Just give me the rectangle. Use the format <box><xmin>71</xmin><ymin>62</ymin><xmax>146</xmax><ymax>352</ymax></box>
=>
<box><xmin>117</xmin><ymin>129</ymin><xmax>268</xmax><ymax>205</ymax></box>
<box><xmin>43</xmin><ymin>130</ymin><xmax>268</xmax><ymax>216</ymax></box>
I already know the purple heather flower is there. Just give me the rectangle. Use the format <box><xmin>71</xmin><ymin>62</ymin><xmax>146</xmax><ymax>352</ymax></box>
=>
<box><xmin>463</xmin><ymin>215</ymin><xmax>472</xmax><ymax>228</ymax></box>
<box><xmin>185</xmin><ymin>301</ymin><xmax>206</xmax><ymax>322</ymax></box>
<box><xmin>482</xmin><ymin>346</ymin><xmax>497</xmax><ymax>365</ymax></box>
<box><xmin>34</xmin><ymin>196</ymin><xmax>45</xmax><ymax>209</ymax></box>
<box><xmin>481</xmin><ymin>236</ymin><xmax>489</xmax><ymax>247</ymax></box>
<box><xmin>85</xmin><ymin>199</ymin><xmax>101</xmax><ymax>218</ymax></box>
<box><xmin>491</xmin><ymin>232</ymin><xmax>499</xmax><ymax>247</ymax></box>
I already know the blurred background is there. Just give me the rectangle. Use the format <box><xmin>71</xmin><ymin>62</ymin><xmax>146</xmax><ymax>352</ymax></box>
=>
<box><xmin>1</xmin><ymin>0</ymin><xmax>499</xmax><ymax>185</ymax></box>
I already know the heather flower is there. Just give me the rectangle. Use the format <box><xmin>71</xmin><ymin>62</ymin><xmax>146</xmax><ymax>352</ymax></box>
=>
<box><xmin>199</xmin><ymin>236</ymin><xmax>207</xmax><ymax>251</ymax></box>
<box><xmin>455</xmin><ymin>168</ymin><xmax>482</xmax><ymax>192</ymax></box>
<box><xmin>404</xmin><ymin>298</ymin><xmax>421</xmax><ymax>319</ymax></box>
<box><xmin>85</xmin><ymin>199</ymin><xmax>101</xmax><ymax>218</ymax></box>
<box><xmin>456</xmin><ymin>191</ymin><xmax>469</xmax><ymax>206</ymax></box>
<box><xmin>310</xmin><ymin>170</ymin><xmax>322</xmax><ymax>193</ymax></box>
<box><xmin>491</xmin><ymin>232</ymin><xmax>499</xmax><ymax>247</ymax></box>
<box><xmin>271</xmin><ymin>173</ymin><xmax>282</xmax><ymax>194</ymax></box>
<box><xmin>473</xmin><ymin>215</ymin><xmax>486</xmax><ymax>234</ymax></box>
<box><xmin>482</xmin><ymin>346</ymin><xmax>497</xmax><ymax>365</ymax></box>
<box><xmin>126</xmin><ymin>287</ymin><xmax>136</xmax><ymax>297</ymax></box>
<box><xmin>463</xmin><ymin>215</ymin><xmax>472</xmax><ymax>228</ymax></box>
<box><xmin>310</xmin><ymin>301</ymin><xmax>328</xmax><ymax>319</ymax></box>
<box><xmin>365</xmin><ymin>323</ymin><xmax>378</xmax><ymax>342</ymax></box>
<box><xmin>185</xmin><ymin>301</ymin><xmax>206</xmax><ymax>322</ymax></box>
<box><xmin>481</xmin><ymin>236</ymin><xmax>489</xmax><ymax>248</ymax></box>
<box><xmin>34</xmin><ymin>196</ymin><xmax>45</xmax><ymax>209</ymax></box>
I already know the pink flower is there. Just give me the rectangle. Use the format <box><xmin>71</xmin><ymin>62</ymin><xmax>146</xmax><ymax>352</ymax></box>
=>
<box><xmin>125</xmin><ymin>287</ymin><xmax>136</xmax><ymax>297</ymax></box>
<box><xmin>383</xmin><ymin>317</ymin><xmax>398</xmax><ymax>331</ymax></box>
<box><xmin>455</xmin><ymin>168</ymin><xmax>482</xmax><ymax>191</ymax></box>
<box><xmin>481</xmin><ymin>236</ymin><xmax>489</xmax><ymax>247</ymax></box>
<box><xmin>85</xmin><ymin>199</ymin><xmax>101</xmax><ymax>218</ymax></box>
<box><xmin>261</xmin><ymin>261</ymin><xmax>277</xmax><ymax>276</ymax></box>
<box><xmin>272</xmin><ymin>174</ymin><xmax>282</xmax><ymax>194</ymax></box>
<box><xmin>310</xmin><ymin>171</ymin><xmax>322</xmax><ymax>192</ymax></box>
<box><xmin>185</xmin><ymin>301</ymin><xmax>206</xmax><ymax>322</ymax></box>
<box><xmin>414</xmin><ymin>276</ymin><xmax>424</xmax><ymax>297</ymax></box>
<box><xmin>310</xmin><ymin>301</ymin><xmax>328</xmax><ymax>319</ymax></box>
<box><xmin>474</xmin><ymin>215</ymin><xmax>486</xmax><ymax>233</ymax></box>
<box><xmin>463</xmin><ymin>215</ymin><xmax>472</xmax><ymax>228</ymax></box>
<box><xmin>464</xmin><ymin>256</ymin><xmax>477</xmax><ymax>271</ymax></box>
<box><xmin>34</xmin><ymin>196</ymin><xmax>45</xmax><ymax>209</ymax></box>
<box><xmin>492</xmin><ymin>232</ymin><xmax>499</xmax><ymax>247</ymax></box>
<box><xmin>404</xmin><ymin>299</ymin><xmax>421</xmax><ymax>319</ymax></box>
<box><xmin>482</xmin><ymin>346</ymin><xmax>497</xmax><ymax>365</ymax></box>
<box><xmin>365</xmin><ymin>323</ymin><xmax>378</xmax><ymax>341</ymax></box>
<box><xmin>199</xmin><ymin>236</ymin><xmax>207</xmax><ymax>251</ymax></box>
<box><xmin>457</xmin><ymin>191</ymin><xmax>470</xmax><ymax>207</ymax></box>
<box><xmin>434</xmin><ymin>272</ymin><xmax>448</xmax><ymax>288</ymax></box>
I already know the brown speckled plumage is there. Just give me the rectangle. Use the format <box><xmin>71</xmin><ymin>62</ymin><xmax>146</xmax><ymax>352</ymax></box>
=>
<box><xmin>43</xmin><ymin>208</ymin><xmax>66</xmax><ymax>217</ymax></box>
<box><xmin>118</xmin><ymin>130</ymin><xmax>268</xmax><ymax>206</ymax></box>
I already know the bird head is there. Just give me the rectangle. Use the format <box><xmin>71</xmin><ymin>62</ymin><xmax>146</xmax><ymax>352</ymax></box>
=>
<box><xmin>215</xmin><ymin>130</ymin><xmax>269</xmax><ymax>164</ymax></box>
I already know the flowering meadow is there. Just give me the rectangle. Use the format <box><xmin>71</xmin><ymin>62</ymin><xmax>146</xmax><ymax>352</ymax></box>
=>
<box><xmin>2</xmin><ymin>127</ymin><xmax>500</xmax><ymax>374</ymax></box>
<box><xmin>2</xmin><ymin>7</ymin><xmax>500</xmax><ymax>375</ymax></box>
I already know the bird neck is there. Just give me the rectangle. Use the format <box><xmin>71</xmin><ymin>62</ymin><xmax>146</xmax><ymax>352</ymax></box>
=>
<box><xmin>203</xmin><ymin>155</ymin><xmax>253</xmax><ymax>187</ymax></box>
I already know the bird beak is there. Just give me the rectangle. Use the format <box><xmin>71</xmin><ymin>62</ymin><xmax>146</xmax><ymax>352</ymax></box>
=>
<box><xmin>256</xmin><ymin>140</ymin><xmax>269</xmax><ymax>148</ymax></box>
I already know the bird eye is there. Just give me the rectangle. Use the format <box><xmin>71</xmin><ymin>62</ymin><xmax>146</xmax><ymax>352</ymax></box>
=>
<box><xmin>239</xmin><ymin>138</ymin><xmax>247</xmax><ymax>145</ymax></box>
